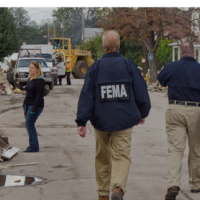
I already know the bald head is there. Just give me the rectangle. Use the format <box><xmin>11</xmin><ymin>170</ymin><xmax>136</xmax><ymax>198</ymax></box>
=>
<box><xmin>102</xmin><ymin>30</ymin><xmax>120</xmax><ymax>53</ymax></box>
<box><xmin>180</xmin><ymin>42</ymin><xmax>194</xmax><ymax>57</ymax></box>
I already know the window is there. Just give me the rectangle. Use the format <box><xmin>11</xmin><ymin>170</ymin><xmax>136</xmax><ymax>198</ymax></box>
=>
<box><xmin>36</xmin><ymin>54</ymin><xmax>52</xmax><ymax>62</ymax></box>
<box><xmin>18</xmin><ymin>59</ymin><xmax>48</xmax><ymax>68</ymax></box>
<box><xmin>53</xmin><ymin>39</ymin><xmax>63</xmax><ymax>49</ymax></box>
<box><xmin>64</xmin><ymin>40</ymin><xmax>68</xmax><ymax>50</ymax></box>
<box><xmin>174</xmin><ymin>48</ymin><xmax>179</xmax><ymax>61</ymax></box>
<box><xmin>195</xmin><ymin>49</ymin><xmax>199</xmax><ymax>62</ymax></box>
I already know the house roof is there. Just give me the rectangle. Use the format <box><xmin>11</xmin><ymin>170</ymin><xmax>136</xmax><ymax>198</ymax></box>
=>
<box><xmin>84</xmin><ymin>28</ymin><xmax>104</xmax><ymax>40</ymax></box>
<box><xmin>169</xmin><ymin>41</ymin><xmax>200</xmax><ymax>47</ymax></box>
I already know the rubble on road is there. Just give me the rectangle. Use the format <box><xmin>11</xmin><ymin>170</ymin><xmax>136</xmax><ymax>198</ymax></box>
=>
<box><xmin>148</xmin><ymin>81</ymin><xmax>168</xmax><ymax>92</ymax></box>
<box><xmin>0</xmin><ymin>135</ymin><xmax>20</xmax><ymax>162</ymax></box>
<box><xmin>0</xmin><ymin>68</ymin><xmax>24</xmax><ymax>96</ymax></box>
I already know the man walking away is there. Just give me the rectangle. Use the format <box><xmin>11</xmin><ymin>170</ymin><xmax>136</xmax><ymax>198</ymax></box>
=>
<box><xmin>158</xmin><ymin>42</ymin><xmax>200</xmax><ymax>200</ymax></box>
<box><xmin>75</xmin><ymin>30</ymin><xmax>151</xmax><ymax>200</ymax></box>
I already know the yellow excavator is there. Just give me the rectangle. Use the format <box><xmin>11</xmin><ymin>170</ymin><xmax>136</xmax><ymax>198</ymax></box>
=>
<box><xmin>52</xmin><ymin>38</ymin><xmax>93</xmax><ymax>78</ymax></box>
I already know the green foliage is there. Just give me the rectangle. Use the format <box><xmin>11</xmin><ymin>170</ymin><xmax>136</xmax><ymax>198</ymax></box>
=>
<box><xmin>52</xmin><ymin>8</ymin><xmax>101</xmax><ymax>45</ymax></box>
<box><xmin>156</xmin><ymin>39</ymin><xmax>173</xmax><ymax>69</ymax></box>
<box><xmin>85</xmin><ymin>35</ymin><xmax>104</xmax><ymax>60</ymax></box>
<box><xmin>85</xmin><ymin>37</ymin><xmax>143</xmax><ymax>66</ymax></box>
<box><xmin>0</xmin><ymin>8</ymin><xmax>18</xmax><ymax>61</ymax></box>
<box><xmin>120</xmin><ymin>41</ymin><xmax>142</xmax><ymax>67</ymax></box>
<box><xmin>52</xmin><ymin>8</ymin><xmax>82</xmax><ymax>45</ymax></box>
<box><xmin>10</xmin><ymin>7</ymin><xmax>45</xmax><ymax>50</ymax></box>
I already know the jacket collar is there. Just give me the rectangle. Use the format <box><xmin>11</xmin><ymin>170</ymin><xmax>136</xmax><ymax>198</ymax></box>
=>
<box><xmin>102</xmin><ymin>53</ymin><xmax>122</xmax><ymax>58</ymax></box>
<box><xmin>181</xmin><ymin>56</ymin><xmax>196</xmax><ymax>62</ymax></box>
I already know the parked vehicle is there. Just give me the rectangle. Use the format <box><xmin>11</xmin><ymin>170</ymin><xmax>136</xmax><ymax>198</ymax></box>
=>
<box><xmin>7</xmin><ymin>48</ymin><xmax>54</xmax><ymax>90</ymax></box>
<box><xmin>52</xmin><ymin>38</ymin><xmax>93</xmax><ymax>78</ymax></box>
<box><xmin>21</xmin><ymin>44</ymin><xmax>58</xmax><ymax>85</ymax></box>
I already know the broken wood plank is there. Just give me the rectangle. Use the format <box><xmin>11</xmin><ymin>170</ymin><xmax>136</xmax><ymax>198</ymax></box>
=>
<box><xmin>5</xmin><ymin>162</ymin><xmax>38</xmax><ymax>168</ymax></box>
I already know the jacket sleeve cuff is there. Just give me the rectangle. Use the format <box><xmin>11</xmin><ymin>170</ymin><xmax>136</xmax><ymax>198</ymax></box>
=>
<box><xmin>77</xmin><ymin>123</ymin><xmax>86</xmax><ymax>127</ymax></box>
<box><xmin>75</xmin><ymin>118</ymin><xmax>86</xmax><ymax>127</ymax></box>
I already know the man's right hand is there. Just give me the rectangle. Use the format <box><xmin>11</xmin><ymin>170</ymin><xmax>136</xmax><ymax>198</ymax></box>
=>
<box><xmin>77</xmin><ymin>126</ymin><xmax>86</xmax><ymax>138</ymax></box>
<box><xmin>136</xmin><ymin>118</ymin><xmax>145</xmax><ymax>126</ymax></box>
<box><xmin>139</xmin><ymin>118</ymin><xmax>145</xmax><ymax>125</ymax></box>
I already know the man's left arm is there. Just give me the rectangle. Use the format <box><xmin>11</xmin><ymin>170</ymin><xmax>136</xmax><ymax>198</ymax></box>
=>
<box><xmin>132</xmin><ymin>66</ymin><xmax>151</xmax><ymax>119</ymax></box>
<box><xmin>157</xmin><ymin>64</ymin><xmax>173</xmax><ymax>87</ymax></box>
<box><xmin>75</xmin><ymin>67</ymin><xmax>95</xmax><ymax>137</ymax></box>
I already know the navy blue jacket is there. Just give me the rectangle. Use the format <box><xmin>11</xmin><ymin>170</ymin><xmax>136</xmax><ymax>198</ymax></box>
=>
<box><xmin>158</xmin><ymin>56</ymin><xmax>200</xmax><ymax>102</ymax></box>
<box><xmin>75</xmin><ymin>53</ymin><xmax>151</xmax><ymax>132</ymax></box>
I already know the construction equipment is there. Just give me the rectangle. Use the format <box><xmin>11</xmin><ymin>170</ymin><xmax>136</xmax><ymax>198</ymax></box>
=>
<box><xmin>52</xmin><ymin>38</ymin><xmax>93</xmax><ymax>78</ymax></box>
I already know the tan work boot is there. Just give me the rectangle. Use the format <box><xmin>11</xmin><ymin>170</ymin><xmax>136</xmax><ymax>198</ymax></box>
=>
<box><xmin>111</xmin><ymin>186</ymin><xmax>124</xmax><ymax>200</ymax></box>
<box><xmin>165</xmin><ymin>186</ymin><xmax>179</xmax><ymax>200</ymax></box>
<box><xmin>99</xmin><ymin>196</ymin><xmax>109</xmax><ymax>200</ymax></box>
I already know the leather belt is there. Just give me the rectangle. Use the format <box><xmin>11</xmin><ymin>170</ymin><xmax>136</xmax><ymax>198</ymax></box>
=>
<box><xmin>169</xmin><ymin>100</ymin><xmax>200</xmax><ymax>107</ymax></box>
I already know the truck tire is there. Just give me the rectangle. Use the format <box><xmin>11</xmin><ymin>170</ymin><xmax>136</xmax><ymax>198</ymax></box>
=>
<box><xmin>54</xmin><ymin>78</ymin><xmax>57</xmax><ymax>86</ymax></box>
<box><xmin>73</xmin><ymin>61</ymin><xmax>88</xmax><ymax>79</ymax></box>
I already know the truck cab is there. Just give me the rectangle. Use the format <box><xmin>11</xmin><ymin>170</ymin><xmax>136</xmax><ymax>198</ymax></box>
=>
<box><xmin>21</xmin><ymin>44</ymin><xmax>58</xmax><ymax>85</ymax></box>
<box><xmin>35</xmin><ymin>53</ymin><xmax>58</xmax><ymax>85</ymax></box>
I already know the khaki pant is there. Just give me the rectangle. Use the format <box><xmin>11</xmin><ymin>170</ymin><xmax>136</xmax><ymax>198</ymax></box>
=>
<box><xmin>165</xmin><ymin>104</ymin><xmax>200</xmax><ymax>190</ymax></box>
<box><xmin>94</xmin><ymin>127</ymin><xmax>133</xmax><ymax>196</ymax></box>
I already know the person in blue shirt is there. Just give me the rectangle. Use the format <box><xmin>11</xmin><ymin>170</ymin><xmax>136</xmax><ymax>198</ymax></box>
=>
<box><xmin>158</xmin><ymin>42</ymin><xmax>200</xmax><ymax>200</ymax></box>
<box><xmin>75</xmin><ymin>30</ymin><xmax>151</xmax><ymax>200</ymax></box>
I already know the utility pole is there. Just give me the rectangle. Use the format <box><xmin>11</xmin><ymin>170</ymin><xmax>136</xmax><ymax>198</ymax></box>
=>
<box><xmin>82</xmin><ymin>7</ymin><xmax>85</xmax><ymax>44</ymax></box>
<box><xmin>47</xmin><ymin>23</ymin><xmax>49</xmax><ymax>43</ymax></box>
<box><xmin>62</xmin><ymin>15</ymin><xmax>64</xmax><ymax>38</ymax></box>
<box><xmin>72</xmin><ymin>8</ymin><xmax>75</xmax><ymax>46</ymax></box>
<box><xmin>53</xmin><ymin>20</ymin><xmax>56</xmax><ymax>38</ymax></box>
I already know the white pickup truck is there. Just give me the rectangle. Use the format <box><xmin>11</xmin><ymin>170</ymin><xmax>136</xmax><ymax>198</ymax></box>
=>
<box><xmin>21</xmin><ymin>44</ymin><xmax>58</xmax><ymax>85</ymax></box>
<box><xmin>7</xmin><ymin>55</ymin><xmax>54</xmax><ymax>90</ymax></box>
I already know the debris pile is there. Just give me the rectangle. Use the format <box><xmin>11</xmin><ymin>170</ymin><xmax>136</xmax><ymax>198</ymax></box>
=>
<box><xmin>0</xmin><ymin>135</ymin><xmax>20</xmax><ymax>162</ymax></box>
<box><xmin>0</xmin><ymin>69</ymin><xmax>23</xmax><ymax>96</ymax></box>
<box><xmin>148</xmin><ymin>81</ymin><xmax>168</xmax><ymax>92</ymax></box>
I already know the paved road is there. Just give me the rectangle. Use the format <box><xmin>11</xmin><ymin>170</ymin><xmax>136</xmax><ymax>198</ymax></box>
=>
<box><xmin>0</xmin><ymin>77</ymin><xmax>199</xmax><ymax>200</ymax></box>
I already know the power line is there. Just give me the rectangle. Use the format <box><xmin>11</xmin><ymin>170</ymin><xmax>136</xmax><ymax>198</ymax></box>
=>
<box><xmin>24</xmin><ymin>7</ymin><xmax>56</xmax><ymax>15</ymax></box>
<box><xmin>24</xmin><ymin>7</ymin><xmax>56</xmax><ymax>22</ymax></box>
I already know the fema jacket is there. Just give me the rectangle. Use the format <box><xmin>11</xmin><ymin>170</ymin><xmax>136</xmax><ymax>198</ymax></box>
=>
<box><xmin>75</xmin><ymin>53</ymin><xmax>151</xmax><ymax>132</ymax></box>
<box><xmin>158</xmin><ymin>56</ymin><xmax>200</xmax><ymax>102</ymax></box>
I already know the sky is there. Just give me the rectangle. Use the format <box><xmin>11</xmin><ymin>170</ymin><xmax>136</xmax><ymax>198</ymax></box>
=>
<box><xmin>24</xmin><ymin>6</ymin><xmax>57</xmax><ymax>23</ymax></box>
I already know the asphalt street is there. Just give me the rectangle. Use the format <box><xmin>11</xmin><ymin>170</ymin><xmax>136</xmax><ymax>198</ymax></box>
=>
<box><xmin>0</xmin><ymin>77</ymin><xmax>199</xmax><ymax>200</ymax></box>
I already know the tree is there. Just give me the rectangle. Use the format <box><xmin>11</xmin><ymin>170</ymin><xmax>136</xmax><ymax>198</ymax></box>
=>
<box><xmin>10</xmin><ymin>7</ymin><xmax>30</xmax><ymax>48</ymax></box>
<box><xmin>97</xmin><ymin>7</ymin><xmax>199</xmax><ymax>83</ymax></box>
<box><xmin>0</xmin><ymin>8</ymin><xmax>18</xmax><ymax>60</ymax></box>
<box><xmin>85</xmin><ymin>35</ymin><xmax>104</xmax><ymax>60</ymax></box>
<box><xmin>52</xmin><ymin>8</ymin><xmax>101</xmax><ymax>46</ymax></box>
<box><xmin>156</xmin><ymin>40</ymin><xmax>173</xmax><ymax>69</ymax></box>
<box><xmin>52</xmin><ymin>8</ymin><xmax>82</xmax><ymax>45</ymax></box>
<box><xmin>10</xmin><ymin>7</ymin><xmax>47</xmax><ymax>49</ymax></box>
<box><xmin>120</xmin><ymin>41</ymin><xmax>142</xmax><ymax>67</ymax></box>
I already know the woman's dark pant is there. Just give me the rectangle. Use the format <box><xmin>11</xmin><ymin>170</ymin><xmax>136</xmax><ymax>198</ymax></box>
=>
<box><xmin>66</xmin><ymin>72</ymin><xmax>71</xmax><ymax>85</ymax></box>
<box><xmin>25</xmin><ymin>105</ymin><xmax>43</xmax><ymax>152</ymax></box>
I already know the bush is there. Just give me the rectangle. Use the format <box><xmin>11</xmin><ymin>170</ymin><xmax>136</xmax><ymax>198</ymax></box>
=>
<box><xmin>120</xmin><ymin>41</ymin><xmax>142</xmax><ymax>67</ymax></box>
<box><xmin>156</xmin><ymin>39</ymin><xmax>173</xmax><ymax>69</ymax></box>
<box><xmin>85</xmin><ymin>35</ymin><xmax>104</xmax><ymax>61</ymax></box>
